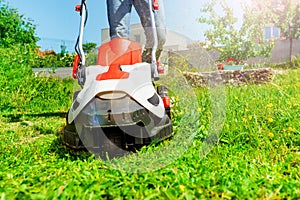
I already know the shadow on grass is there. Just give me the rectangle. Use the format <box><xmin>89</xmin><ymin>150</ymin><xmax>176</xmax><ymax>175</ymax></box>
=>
<box><xmin>49</xmin><ymin>135</ymin><xmax>93</xmax><ymax>161</ymax></box>
<box><xmin>1</xmin><ymin>112</ymin><xmax>67</xmax><ymax>122</ymax></box>
<box><xmin>49</xmin><ymin>129</ymin><xmax>157</xmax><ymax>161</ymax></box>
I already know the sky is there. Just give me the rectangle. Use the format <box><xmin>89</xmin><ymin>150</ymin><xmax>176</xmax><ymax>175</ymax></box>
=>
<box><xmin>7</xmin><ymin>0</ymin><xmax>245</xmax><ymax>52</ymax></box>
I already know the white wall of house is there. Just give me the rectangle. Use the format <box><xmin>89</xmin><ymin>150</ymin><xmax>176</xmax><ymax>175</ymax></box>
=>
<box><xmin>101</xmin><ymin>23</ymin><xmax>193</xmax><ymax>51</ymax></box>
<box><xmin>247</xmin><ymin>39</ymin><xmax>300</xmax><ymax>64</ymax></box>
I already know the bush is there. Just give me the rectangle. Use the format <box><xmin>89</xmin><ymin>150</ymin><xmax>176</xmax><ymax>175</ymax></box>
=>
<box><xmin>291</xmin><ymin>57</ymin><xmax>300</xmax><ymax>68</ymax></box>
<box><xmin>0</xmin><ymin>1</ymin><xmax>38</xmax><ymax>48</ymax></box>
<box><xmin>248</xmin><ymin>57</ymin><xmax>300</xmax><ymax>70</ymax></box>
<box><xmin>0</xmin><ymin>46</ymin><xmax>73</xmax><ymax>114</ymax></box>
<box><xmin>33</xmin><ymin>53</ymin><xmax>75</xmax><ymax>68</ymax></box>
<box><xmin>85</xmin><ymin>52</ymin><xmax>98</xmax><ymax>66</ymax></box>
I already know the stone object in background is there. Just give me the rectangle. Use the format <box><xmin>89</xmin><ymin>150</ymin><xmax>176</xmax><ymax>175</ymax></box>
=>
<box><xmin>183</xmin><ymin>68</ymin><xmax>273</xmax><ymax>87</ymax></box>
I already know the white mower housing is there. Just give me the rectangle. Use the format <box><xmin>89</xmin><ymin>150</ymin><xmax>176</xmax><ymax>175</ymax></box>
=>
<box><xmin>68</xmin><ymin>63</ymin><xmax>165</xmax><ymax>124</ymax></box>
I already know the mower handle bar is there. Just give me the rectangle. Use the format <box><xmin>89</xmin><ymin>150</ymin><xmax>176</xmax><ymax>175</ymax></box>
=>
<box><xmin>75</xmin><ymin>0</ymin><xmax>159</xmax><ymax>81</ymax></box>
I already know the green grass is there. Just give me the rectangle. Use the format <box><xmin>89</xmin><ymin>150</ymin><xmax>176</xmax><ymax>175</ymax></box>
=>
<box><xmin>0</xmin><ymin>47</ymin><xmax>299</xmax><ymax>199</ymax></box>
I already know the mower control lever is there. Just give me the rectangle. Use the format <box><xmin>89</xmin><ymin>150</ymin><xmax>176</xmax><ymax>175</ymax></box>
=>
<box><xmin>153</xmin><ymin>0</ymin><xmax>159</xmax><ymax>10</ymax></box>
<box><xmin>75</xmin><ymin>5</ymin><xmax>81</xmax><ymax>12</ymax></box>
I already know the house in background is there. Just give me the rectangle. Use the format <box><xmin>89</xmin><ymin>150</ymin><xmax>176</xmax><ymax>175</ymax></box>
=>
<box><xmin>264</xmin><ymin>25</ymin><xmax>281</xmax><ymax>40</ymax></box>
<box><xmin>246</xmin><ymin>0</ymin><xmax>300</xmax><ymax>63</ymax></box>
<box><xmin>101</xmin><ymin>23</ymin><xmax>193</xmax><ymax>52</ymax></box>
<box><xmin>250</xmin><ymin>0</ymin><xmax>298</xmax><ymax>40</ymax></box>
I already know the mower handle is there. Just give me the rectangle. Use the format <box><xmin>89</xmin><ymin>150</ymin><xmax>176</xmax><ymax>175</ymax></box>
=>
<box><xmin>148</xmin><ymin>0</ymin><xmax>159</xmax><ymax>80</ymax></box>
<box><xmin>73</xmin><ymin>0</ymin><xmax>87</xmax><ymax>87</ymax></box>
<box><xmin>74</xmin><ymin>0</ymin><xmax>160</xmax><ymax>83</ymax></box>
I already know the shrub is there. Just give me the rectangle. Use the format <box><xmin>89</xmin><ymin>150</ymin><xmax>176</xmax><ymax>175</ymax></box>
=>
<box><xmin>34</xmin><ymin>52</ymin><xmax>75</xmax><ymax>68</ymax></box>
<box><xmin>0</xmin><ymin>1</ymin><xmax>38</xmax><ymax>48</ymax></box>
<box><xmin>0</xmin><ymin>46</ymin><xmax>73</xmax><ymax>114</ymax></box>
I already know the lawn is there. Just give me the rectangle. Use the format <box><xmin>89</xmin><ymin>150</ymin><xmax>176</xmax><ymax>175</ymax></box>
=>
<box><xmin>0</xmin><ymin>47</ymin><xmax>299</xmax><ymax>199</ymax></box>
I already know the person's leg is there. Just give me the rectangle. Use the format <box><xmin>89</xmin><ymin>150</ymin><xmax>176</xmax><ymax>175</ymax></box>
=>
<box><xmin>154</xmin><ymin>0</ymin><xmax>166</xmax><ymax>51</ymax></box>
<box><xmin>106</xmin><ymin>0</ymin><xmax>133</xmax><ymax>39</ymax></box>
<box><xmin>133</xmin><ymin>0</ymin><xmax>166</xmax><ymax>62</ymax></box>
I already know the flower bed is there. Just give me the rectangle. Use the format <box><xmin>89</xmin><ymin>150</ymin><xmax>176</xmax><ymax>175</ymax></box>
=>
<box><xmin>224</xmin><ymin>65</ymin><xmax>244</xmax><ymax>70</ymax></box>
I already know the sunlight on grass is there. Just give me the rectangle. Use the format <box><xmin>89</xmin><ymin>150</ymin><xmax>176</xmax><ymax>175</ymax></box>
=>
<box><xmin>0</xmin><ymin>46</ymin><xmax>299</xmax><ymax>199</ymax></box>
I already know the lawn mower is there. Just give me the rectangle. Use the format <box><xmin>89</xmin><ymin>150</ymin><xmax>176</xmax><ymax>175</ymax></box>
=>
<box><xmin>62</xmin><ymin>0</ymin><xmax>173</xmax><ymax>158</ymax></box>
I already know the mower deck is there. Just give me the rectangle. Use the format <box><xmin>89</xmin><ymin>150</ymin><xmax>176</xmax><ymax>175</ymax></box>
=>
<box><xmin>63</xmin><ymin>91</ymin><xmax>173</xmax><ymax>158</ymax></box>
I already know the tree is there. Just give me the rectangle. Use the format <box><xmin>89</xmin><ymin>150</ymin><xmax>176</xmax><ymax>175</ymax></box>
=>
<box><xmin>83</xmin><ymin>42</ymin><xmax>97</xmax><ymax>54</ymax></box>
<box><xmin>198</xmin><ymin>0</ymin><xmax>274</xmax><ymax>64</ymax></box>
<box><xmin>244</xmin><ymin>0</ymin><xmax>300</xmax><ymax>62</ymax></box>
<box><xmin>245</xmin><ymin>0</ymin><xmax>300</xmax><ymax>39</ymax></box>
<box><xmin>0</xmin><ymin>1</ymin><xmax>38</xmax><ymax>47</ymax></box>
<box><xmin>293</xmin><ymin>3</ymin><xmax>300</xmax><ymax>39</ymax></box>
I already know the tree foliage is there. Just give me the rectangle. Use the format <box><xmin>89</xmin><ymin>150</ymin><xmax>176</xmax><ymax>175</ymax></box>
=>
<box><xmin>245</xmin><ymin>0</ymin><xmax>300</xmax><ymax>39</ymax></box>
<box><xmin>0</xmin><ymin>0</ymin><xmax>38</xmax><ymax>47</ymax></box>
<box><xmin>198</xmin><ymin>0</ymin><xmax>274</xmax><ymax>64</ymax></box>
<box><xmin>83</xmin><ymin>42</ymin><xmax>97</xmax><ymax>54</ymax></box>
